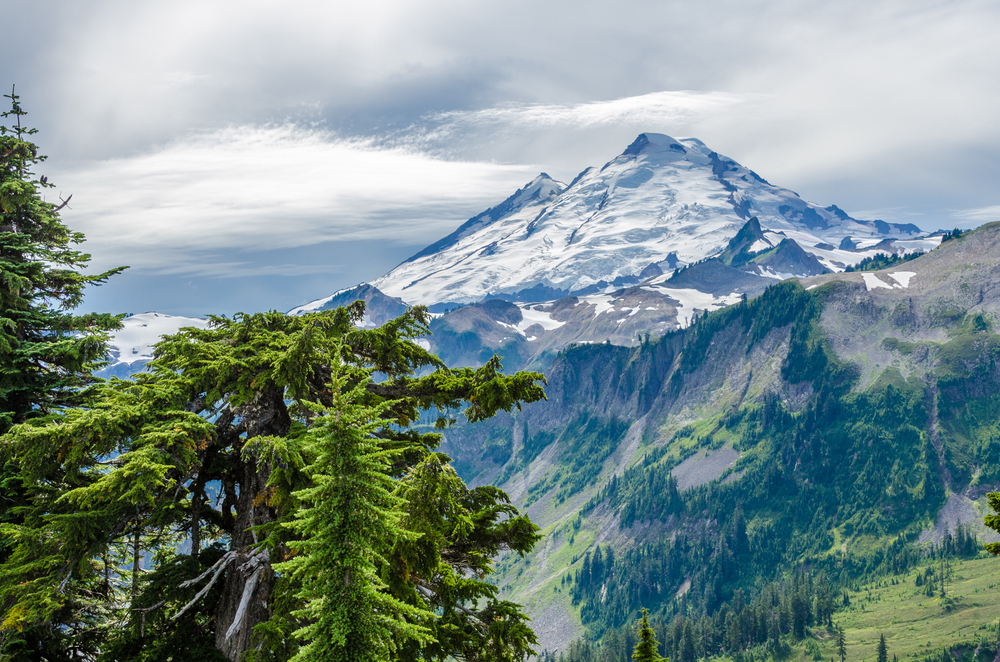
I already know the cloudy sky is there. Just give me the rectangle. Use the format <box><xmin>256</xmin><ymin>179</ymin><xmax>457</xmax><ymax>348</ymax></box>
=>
<box><xmin>3</xmin><ymin>0</ymin><xmax>999</xmax><ymax>316</ymax></box>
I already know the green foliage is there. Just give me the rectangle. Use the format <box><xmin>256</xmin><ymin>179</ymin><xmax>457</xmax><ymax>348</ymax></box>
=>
<box><xmin>939</xmin><ymin>228</ymin><xmax>965</xmax><ymax>243</ymax></box>
<box><xmin>555</xmin><ymin>414</ymin><xmax>630</xmax><ymax>501</ymax></box>
<box><xmin>632</xmin><ymin>609</ymin><xmax>664</xmax><ymax>662</ymax></box>
<box><xmin>877</xmin><ymin>633</ymin><xmax>889</xmax><ymax>662</ymax></box>
<box><xmin>0</xmin><ymin>303</ymin><xmax>547</xmax><ymax>661</ymax></box>
<box><xmin>0</xmin><ymin>88</ymin><xmax>126</xmax><ymax>661</ymax></box>
<box><xmin>0</xmin><ymin>87</ymin><xmax>126</xmax><ymax>431</ymax></box>
<box><xmin>555</xmin><ymin>279</ymin><xmax>968</xmax><ymax>640</ymax></box>
<box><xmin>984</xmin><ymin>492</ymin><xmax>1000</xmax><ymax>557</ymax></box>
<box><xmin>96</xmin><ymin>544</ymin><xmax>230</xmax><ymax>662</ymax></box>
<box><xmin>679</xmin><ymin>280</ymin><xmax>816</xmax><ymax>376</ymax></box>
<box><xmin>276</xmin><ymin>361</ymin><xmax>434</xmax><ymax>661</ymax></box>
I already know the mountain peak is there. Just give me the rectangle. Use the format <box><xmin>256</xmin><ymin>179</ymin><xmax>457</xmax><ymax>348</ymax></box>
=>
<box><xmin>623</xmin><ymin>132</ymin><xmax>688</xmax><ymax>156</ymax></box>
<box><xmin>370</xmin><ymin>135</ymin><xmax>928</xmax><ymax>307</ymax></box>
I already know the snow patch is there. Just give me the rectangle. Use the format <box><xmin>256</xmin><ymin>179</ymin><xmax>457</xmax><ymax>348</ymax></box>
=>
<box><xmin>756</xmin><ymin>266</ymin><xmax>800</xmax><ymax>280</ymax></box>
<box><xmin>654</xmin><ymin>288</ymin><xmax>742</xmax><ymax>328</ymax></box>
<box><xmin>579</xmin><ymin>294</ymin><xmax>615</xmax><ymax>317</ymax></box>
<box><xmin>888</xmin><ymin>271</ymin><xmax>916</xmax><ymax>288</ymax></box>
<box><xmin>516</xmin><ymin>305</ymin><xmax>566</xmax><ymax>332</ymax></box>
<box><xmin>862</xmin><ymin>273</ymin><xmax>893</xmax><ymax>291</ymax></box>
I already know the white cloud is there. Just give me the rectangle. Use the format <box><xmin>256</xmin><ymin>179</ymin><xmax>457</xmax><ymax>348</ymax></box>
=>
<box><xmin>424</xmin><ymin>91</ymin><xmax>752</xmax><ymax>132</ymax></box>
<box><xmin>54</xmin><ymin>89</ymin><xmax>753</xmax><ymax>280</ymax></box>
<box><xmin>6</xmin><ymin>0</ymin><xmax>1000</xmax><ymax>311</ymax></box>
<box><xmin>951</xmin><ymin>205</ymin><xmax>1000</xmax><ymax>223</ymax></box>
<box><xmin>54</xmin><ymin>125</ymin><xmax>538</xmax><ymax>275</ymax></box>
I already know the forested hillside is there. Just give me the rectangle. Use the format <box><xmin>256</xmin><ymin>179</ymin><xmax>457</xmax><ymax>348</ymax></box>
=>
<box><xmin>436</xmin><ymin>224</ymin><xmax>1000</xmax><ymax>656</ymax></box>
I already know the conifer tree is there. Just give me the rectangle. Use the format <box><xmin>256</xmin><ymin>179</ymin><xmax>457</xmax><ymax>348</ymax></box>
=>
<box><xmin>0</xmin><ymin>86</ymin><xmax>124</xmax><ymax>429</ymax></box>
<box><xmin>632</xmin><ymin>609</ymin><xmax>664</xmax><ymax>662</ymax></box>
<box><xmin>275</xmin><ymin>357</ymin><xmax>433</xmax><ymax>661</ymax></box>
<box><xmin>876</xmin><ymin>633</ymin><xmax>888</xmax><ymax>662</ymax></box>
<box><xmin>0</xmin><ymin>304</ymin><xmax>545</xmax><ymax>661</ymax></box>
<box><xmin>0</xmin><ymin>86</ymin><xmax>125</xmax><ymax>660</ymax></box>
<box><xmin>837</xmin><ymin>625</ymin><xmax>847</xmax><ymax>662</ymax></box>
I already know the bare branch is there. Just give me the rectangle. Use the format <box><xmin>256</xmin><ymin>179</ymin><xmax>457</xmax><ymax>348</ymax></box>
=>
<box><xmin>415</xmin><ymin>583</ymin><xmax>488</xmax><ymax>637</ymax></box>
<box><xmin>171</xmin><ymin>551</ymin><xmax>238</xmax><ymax>621</ymax></box>
<box><xmin>225</xmin><ymin>564</ymin><xmax>264</xmax><ymax>641</ymax></box>
<box><xmin>51</xmin><ymin>194</ymin><xmax>72</xmax><ymax>213</ymax></box>
<box><xmin>133</xmin><ymin>599</ymin><xmax>167</xmax><ymax>613</ymax></box>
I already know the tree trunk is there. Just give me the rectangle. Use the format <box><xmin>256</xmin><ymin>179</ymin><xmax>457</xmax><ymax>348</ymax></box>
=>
<box><xmin>214</xmin><ymin>388</ymin><xmax>289</xmax><ymax>661</ymax></box>
<box><xmin>214</xmin><ymin>456</ymin><xmax>277</xmax><ymax>660</ymax></box>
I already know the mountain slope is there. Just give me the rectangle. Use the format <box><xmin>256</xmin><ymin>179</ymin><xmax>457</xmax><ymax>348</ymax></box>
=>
<box><xmin>437</xmin><ymin>222</ymin><xmax>1000</xmax><ymax>653</ymax></box>
<box><xmin>372</xmin><ymin>133</ymin><xmax>922</xmax><ymax>307</ymax></box>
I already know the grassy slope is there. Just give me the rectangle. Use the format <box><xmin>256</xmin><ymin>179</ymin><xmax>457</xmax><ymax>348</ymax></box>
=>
<box><xmin>790</xmin><ymin>555</ymin><xmax>1000</xmax><ymax>662</ymax></box>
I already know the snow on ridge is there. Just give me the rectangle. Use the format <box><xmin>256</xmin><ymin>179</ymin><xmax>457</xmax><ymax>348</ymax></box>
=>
<box><xmin>287</xmin><ymin>285</ymin><xmax>362</xmax><ymax>315</ymax></box>
<box><xmin>896</xmin><ymin>237</ymin><xmax>942</xmax><ymax>254</ymax></box>
<box><xmin>756</xmin><ymin>266</ymin><xmax>803</xmax><ymax>281</ymax></box>
<box><xmin>642</xmin><ymin>286</ymin><xmax>742</xmax><ymax>328</ymax></box>
<box><xmin>108</xmin><ymin>312</ymin><xmax>210</xmax><ymax>365</ymax></box>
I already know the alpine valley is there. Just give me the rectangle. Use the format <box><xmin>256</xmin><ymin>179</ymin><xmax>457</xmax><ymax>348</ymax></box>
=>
<box><xmin>106</xmin><ymin>134</ymin><xmax>1000</xmax><ymax>662</ymax></box>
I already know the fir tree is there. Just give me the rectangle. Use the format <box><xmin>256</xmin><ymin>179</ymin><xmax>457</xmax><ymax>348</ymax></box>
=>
<box><xmin>837</xmin><ymin>625</ymin><xmax>847</xmax><ymax>662</ymax></box>
<box><xmin>0</xmin><ymin>86</ymin><xmax>125</xmax><ymax>660</ymax></box>
<box><xmin>275</xmin><ymin>357</ymin><xmax>433</xmax><ymax>661</ymax></box>
<box><xmin>877</xmin><ymin>633</ymin><xmax>888</xmax><ymax>662</ymax></box>
<box><xmin>0</xmin><ymin>304</ymin><xmax>545</xmax><ymax>661</ymax></box>
<box><xmin>632</xmin><ymin>609</ymin><xmax>664</xmax><ymax>662</ymax></box>
<box><xmin>0</xmin><ymin>86</ymin><xmax>125</xmax><ymax>428</ymax></box>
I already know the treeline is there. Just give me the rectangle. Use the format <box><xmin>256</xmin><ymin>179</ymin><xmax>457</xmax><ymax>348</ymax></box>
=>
<box><xmin>570</xmin><ymin>380</ymin><xmax>944</xmax><ymax>634</ymax></box>
<box><xmin>844</xmin><ymin>250</ymin><xmax>924</xmax><ymax>273</ymax></box>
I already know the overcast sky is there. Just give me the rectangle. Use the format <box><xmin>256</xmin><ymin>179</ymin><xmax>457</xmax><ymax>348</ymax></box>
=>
<box><xmin>3</xmin><ymin>0</ymin><xmax>999</xmax><ymax>316</ymax></box>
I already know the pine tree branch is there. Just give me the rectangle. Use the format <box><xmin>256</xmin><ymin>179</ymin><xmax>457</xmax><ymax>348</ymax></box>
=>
<box><xmin>415</xmin><ymin>583</ymin><xmax>489</xmax><ymax>637</ymax></box>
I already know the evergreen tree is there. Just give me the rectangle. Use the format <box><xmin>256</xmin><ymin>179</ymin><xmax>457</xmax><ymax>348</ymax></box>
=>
<box><xmin>0</xmin><ymin>86</ymin><xmax>124</xmax><ymax>429</ymax></box>
<box><xmin>877</xmin><ymin>633</ymin><xmax>888</xmax><ymax>662</ymax></box>
<box><xmin>0</xmin><ymin>305</ymin><xmax>546</xmax><ymax>661</ymax></box>
<box><xmin>0</xmin><ymin>87</ymin><xmax>125</xmax><ymax>660</ymax></box>
<box><xmin>837</xmin><ymin>625</ymin><xmax>847</xmax><ymax>662</ymax></box>
<box><xmin>275</xmin><ymin>357</ymin><xmax>433</xmax><ymax>661</ymax></box>
<box><xmin>680</xmin><ymin>621</ymin><xmax>695</xmax><ymax>662</ymax></box>
<box><xmin>632</xmin><ymin>609</ymin><xmax>664</xmax><ymax>662</ymax></box>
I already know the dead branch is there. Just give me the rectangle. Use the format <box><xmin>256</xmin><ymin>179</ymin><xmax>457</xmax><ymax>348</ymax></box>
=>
<box><xmin>171</xmin><ymin>551</ymin><xmax>238</xmax><ymax>621</ymax></box>
<box><xmin>51</xmin><ymin>194</ymin><xmax>72</xmax><ymax>213</ymax></box>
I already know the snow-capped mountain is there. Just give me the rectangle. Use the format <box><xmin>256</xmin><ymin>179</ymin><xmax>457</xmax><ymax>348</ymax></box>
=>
<box><xmin>372</xmin><ymin>133</ymin><xmax>925</xmax><ymax>307</ymax></box>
